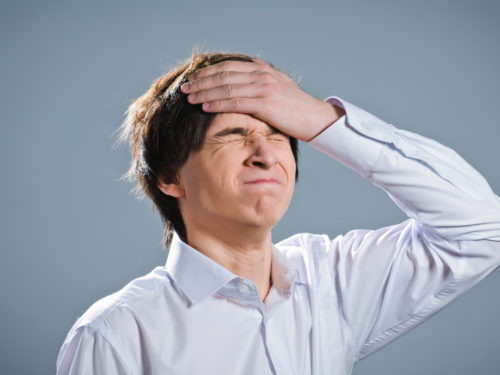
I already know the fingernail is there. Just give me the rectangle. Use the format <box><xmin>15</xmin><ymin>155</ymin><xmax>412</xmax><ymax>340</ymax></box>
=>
<box><xmin>202</xmin><ymin>103</ymin><xmax>210</xmax><ymax>110</ymax></box>
<box><xmin>188</xmin><ymin>93</ymin><xmax>197</xmax><ymax>102</ymax></box>
<box><xmin>181</xmin><ymin>83</ymin><xmax>190</xmax><ymax>93</ymax></box>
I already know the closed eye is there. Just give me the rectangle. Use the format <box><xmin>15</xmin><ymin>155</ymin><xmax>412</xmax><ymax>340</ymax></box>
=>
<box><xmin>214</xmin><ymin>127</ymin><xmax>249</xmax><ymax>138</ymax></box>
<box><xmin>268</xmin><ymin>127</ymin><xmax>289</xmax><ymax>141</ymax></box>
<box><xmin>211</xmin><ymin>126</ymin><xmax>289</xmax><ymax>144</ymax></box>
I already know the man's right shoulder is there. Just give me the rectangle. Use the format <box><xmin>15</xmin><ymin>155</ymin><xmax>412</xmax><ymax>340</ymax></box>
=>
<box><xmin>64</xmin><ymin>266</ymin><xmax>174</xmax><ymax>338</ymax></box>
<box><xmin>57</xmin><ymin>266</ymin><xmax>178</xmax><ymax>373</ymax></box>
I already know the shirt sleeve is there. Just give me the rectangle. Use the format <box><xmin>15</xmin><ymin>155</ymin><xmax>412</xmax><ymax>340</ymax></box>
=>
<box><xmin>56</xmin><ymin>326</ymin><xmax>132</xmax><ymax>375</ymax></box>
<box><xmin>308</xmin><ymin>97</ymin><xmax>500</xmax><ymax>361</ymax></box>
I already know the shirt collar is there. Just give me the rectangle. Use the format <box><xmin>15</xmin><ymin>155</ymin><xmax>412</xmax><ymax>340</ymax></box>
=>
<box><xmin>165</xmin><ymin>232</ymin><xmax>306</xmax><ymax>306</ymax></box>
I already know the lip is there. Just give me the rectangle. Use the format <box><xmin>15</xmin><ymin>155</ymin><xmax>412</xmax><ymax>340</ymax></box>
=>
<box><xmin>244</xmin><ymin>178</ymin><xmax>281</xmax><ymax>185</ymax></box>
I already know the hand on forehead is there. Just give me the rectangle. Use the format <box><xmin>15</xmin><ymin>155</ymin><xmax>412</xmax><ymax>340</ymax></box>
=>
<box><xmin>190</xmin><ymin>59</ymin><xmax>268</xmax><ymax>80</ymax></box>
<box><xmin>181</xmin><ymin>59</ymin><xmax>280</xmax><ymax>109</ymax></box>
<box><xmin>180</xmin><ymin>58</ymin><xmax>342</xmax><ymax>142</ymax></box>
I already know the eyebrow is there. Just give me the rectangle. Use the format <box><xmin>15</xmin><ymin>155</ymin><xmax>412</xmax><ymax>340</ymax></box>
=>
<box><xmin>213</xmin><ymin>126</ymin><xmax>284</xmax><ymax>138</ymax></box>
<box><xmin>214</xmin><ymin>127</ymin><xmax>249</xmax><ymax>137</ymax></box>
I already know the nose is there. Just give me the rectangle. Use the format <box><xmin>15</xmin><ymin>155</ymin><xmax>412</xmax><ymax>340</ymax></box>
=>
<box><xmin>244</xmin><ymin>136</ymin><xmax>278</xmax><ymax>169</ymax></box>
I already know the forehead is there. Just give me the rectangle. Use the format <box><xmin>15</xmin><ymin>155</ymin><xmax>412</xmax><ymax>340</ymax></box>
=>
<box><xmin>206</xmin><ymin>113</ymin><xmax>273</xmax><ymax>136</ymax></box>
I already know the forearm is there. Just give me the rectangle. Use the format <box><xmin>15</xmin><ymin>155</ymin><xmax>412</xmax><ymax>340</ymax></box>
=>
<box><xmin>309</xmin><ymin>96</ymin><xmax>500</xmax><ymax>242</ymax></box>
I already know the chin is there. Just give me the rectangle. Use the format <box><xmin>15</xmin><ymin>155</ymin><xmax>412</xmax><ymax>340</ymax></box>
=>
<box><xmin>250</xmin><ymin>201</ymin><xmax>288</xmax><ymax>227</ymax></box>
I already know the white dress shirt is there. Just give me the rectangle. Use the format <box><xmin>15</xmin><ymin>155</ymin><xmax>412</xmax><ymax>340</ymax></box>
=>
<box><xmin>56</xmin><ymin>97</ymin><xmax>500</xmax><ymax>375</ymax></box>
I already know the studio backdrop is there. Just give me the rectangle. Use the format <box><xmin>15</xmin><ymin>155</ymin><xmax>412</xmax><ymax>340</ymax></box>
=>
<box><xmin>0</xmin><ymin>1</ymin><xmax>499</xmax><ymax>374</ymax></box>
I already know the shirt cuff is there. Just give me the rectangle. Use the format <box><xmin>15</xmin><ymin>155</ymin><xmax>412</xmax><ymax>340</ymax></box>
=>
<box><xmin>308</xmin><ymin>96</ymin><xmax>396</xmax><ymax>177</ymax></box>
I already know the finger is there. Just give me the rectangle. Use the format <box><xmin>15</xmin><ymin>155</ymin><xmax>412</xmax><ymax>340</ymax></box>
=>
<box><xmin>201</xmin><ymin>97</ymin><xmax>262</xmax><ymax>114</ymax></box>
<box><xmin>187</xmin><ymin>83</ymin><xmax>261</xmax><ymax>104</ymax></box>
<box><xmin>182</xmin><ymin>71</ymin><xmax>254</xmax><ymax>94</ymax></box>
<box><xmin>189</xmin><ymin>60</ymin><xmax>258</xmax><ymax>80</ymax></box>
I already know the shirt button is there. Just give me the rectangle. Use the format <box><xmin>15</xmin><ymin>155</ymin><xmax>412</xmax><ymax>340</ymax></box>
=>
<box><xmin>237</xmin><ymin>280</ymin><xmax>252</xmax><ymax>295</ymax></box>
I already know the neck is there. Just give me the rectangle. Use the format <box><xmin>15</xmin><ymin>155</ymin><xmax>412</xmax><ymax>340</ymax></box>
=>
<box><xmin>185</xmin><ymin>222</ymin><xmax>273</xmax><ymax>302</ymax></box>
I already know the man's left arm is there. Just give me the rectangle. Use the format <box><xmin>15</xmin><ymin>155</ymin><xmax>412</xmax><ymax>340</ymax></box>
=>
<box><xmin>304</xmin><ymin>96</ymin><xmax>500</xmax><ymax>358</ymax></box>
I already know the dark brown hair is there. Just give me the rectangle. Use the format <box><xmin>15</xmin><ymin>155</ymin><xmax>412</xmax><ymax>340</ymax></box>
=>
<box><xmin>117</xmin><ymin>52</ymin><xmax>299</xmax><ymax>248</ymax></box>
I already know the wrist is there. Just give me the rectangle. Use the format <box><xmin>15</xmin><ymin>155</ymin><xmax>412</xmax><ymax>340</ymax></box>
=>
<box><xmin>306</xmin><ymin>100</ymin><xmax>346</xmax><ymax>142</ymax></box>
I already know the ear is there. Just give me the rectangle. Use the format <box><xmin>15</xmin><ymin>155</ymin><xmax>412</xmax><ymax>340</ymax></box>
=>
<box><xmin>157</xmin><ymin>176</ymin><xmax>185</xmax><ymax>198</ymax></box>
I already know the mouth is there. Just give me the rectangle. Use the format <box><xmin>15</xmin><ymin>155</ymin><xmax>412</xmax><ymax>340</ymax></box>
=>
<box><xmin>244</xmin><ymin>178</ymin><xmax>281</xmax><ymax>185</ymax></box>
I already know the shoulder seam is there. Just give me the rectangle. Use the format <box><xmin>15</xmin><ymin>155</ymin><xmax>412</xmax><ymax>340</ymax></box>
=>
<box><xmin>73</xmin><ymin>325</ymin><xmax>135</xmax><ymax>374</ymax></box>
<box><xmin>82</xmin><ymin>272</ymin><xmax>170</xmax><ymax>332</ymax></box>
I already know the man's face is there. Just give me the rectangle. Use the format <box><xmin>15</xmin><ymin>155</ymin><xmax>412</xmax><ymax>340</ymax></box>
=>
<box><xmin>175</xmin><ymin>113</ymin><xmax>296</xmax><ymax>235</ymax></box>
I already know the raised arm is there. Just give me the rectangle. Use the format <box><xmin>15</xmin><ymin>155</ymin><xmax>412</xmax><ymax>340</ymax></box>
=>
<box><xmin>304</xmin><ymin>97</ymin><xmax>500</xmax><ymax>360</ymax></box>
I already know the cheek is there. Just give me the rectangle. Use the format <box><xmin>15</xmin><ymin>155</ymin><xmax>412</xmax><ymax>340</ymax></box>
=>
<box><xmin>282</xmin><ymin>179</ymin><xmax>295</xmax><ymax>212</ymax></box>
<box><xmin>185</xmin><ymin>160</ymin><xmax>240</xmax><ymax>206</ymax></box>
<box><xmin>281</xmin><ymin>152</ymin><xmax>296</xmax><ymax>203</ymax></box>
<box><xmin>279</xmin><ymin>148</ymin><xmax>297</xmax><ymax>181</ymax></box>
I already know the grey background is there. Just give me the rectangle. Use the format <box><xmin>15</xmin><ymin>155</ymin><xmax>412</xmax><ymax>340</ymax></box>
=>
<box><xmin>1</xmin><ymin>0</ymin><xmax>499</xmax><ymax>374</ymax></box>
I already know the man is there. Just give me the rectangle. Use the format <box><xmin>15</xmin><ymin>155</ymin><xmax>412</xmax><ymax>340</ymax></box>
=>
<box><xmin>56</xmin><ymin>52</ymin><xmax>500</xmax><ymax>374</ymax></box>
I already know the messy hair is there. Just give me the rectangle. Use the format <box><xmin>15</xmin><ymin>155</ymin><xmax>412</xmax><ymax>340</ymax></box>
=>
<box><xmin>117</xmin><ymin>52</ymin><xmax>299</xmax><ymax>248</ymax></box>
